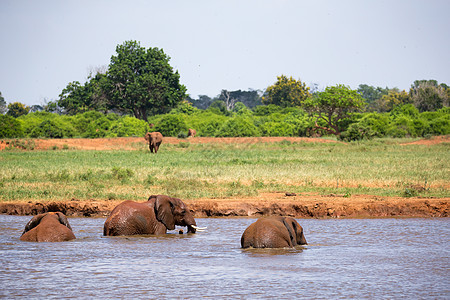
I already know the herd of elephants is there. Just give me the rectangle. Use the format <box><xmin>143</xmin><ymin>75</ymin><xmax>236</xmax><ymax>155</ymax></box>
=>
<box><xmin>19</xmin><ymin>132</ymin><xmax>308</xmax><ymax>248</ymax></box>
<box><xmin>19</xmin><ymin>195</ymin><xmax>308</xmax><ymax>249</ymax></box>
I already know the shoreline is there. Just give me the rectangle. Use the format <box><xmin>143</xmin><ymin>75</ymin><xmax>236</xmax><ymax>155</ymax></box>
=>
<box><xmin>1</xmin><ymin>193</ymin><xmax>448</xmax><ymax>218</ymax></box>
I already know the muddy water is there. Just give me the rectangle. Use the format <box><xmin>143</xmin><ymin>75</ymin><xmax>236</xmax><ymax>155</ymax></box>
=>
<box><xmin>1</xmin><ymin>216</ymin><xmax>448</xmax><ymax>299</ymax></box>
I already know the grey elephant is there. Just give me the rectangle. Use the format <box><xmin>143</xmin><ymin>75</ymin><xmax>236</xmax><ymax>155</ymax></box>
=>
<box><xmin>144</xmin><ymin>131</ymin><xmax>163</xmax><ymax>153</ymax></box>
<box><xmin>103</xmin><ymin>195</ymin><xmax>203</xmax><ymax>236</ymax></box>
<box><xmin>241</xmin><ymin>216</ymin><xmax>307</xmax><ymax>248</ymax></box>
<box><xmin>20</xmin><ymin>212</ymin><xmax>76</xmax><ymax>242</ymax></box>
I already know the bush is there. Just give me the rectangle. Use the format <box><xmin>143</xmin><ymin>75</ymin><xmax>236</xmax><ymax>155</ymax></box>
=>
<box><xmin>0</xmin><ymin>115</ymin><xmax>24</xmax><ymax>138</ymax></box>
<box><xmin>214</xmin><ymin>116</ymin><xmax>260</xmax><ymax>137</ymax></box>
<box><xmin>427</xmin><ymin>116</ymin><xmax>450</xmax><ymax>135</ymax></box>
<box><xmin>29</xmin><ymin>119</ymin><xmax>75</xmax><ymax>138</ymax></box>
<box><xmin>154</xmin><ymin>114</ymin><xmax>188</xmax><ymax>137</ymax></box>
<box><xmin>339</xmin><ymin>123</ymin><xmax>377</xmax><ymax>141</ymax></box>
<box><xmin>110</xmin><ymin>116</ymin><xmax>149</xmax><ymax>137</ymax></box>
<box><xmin>82</xmin><ymin>116</ymin><xmax>112</xmax><ymax>138</ymax></box>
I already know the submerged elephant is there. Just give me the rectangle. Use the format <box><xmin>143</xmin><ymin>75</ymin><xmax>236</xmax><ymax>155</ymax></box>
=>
<box><xmin>103</xmin><ymin>195</ymin><xmax>204</xmax><ymax>236</ymax></box>
<box><xmin>144</xmin><ymin>131</ymin><xmax>163</xmax><ymax>153</ymax></box>
<box><xmin>20</xmin><ymin>212</ymin><xmax>76</xmax><ymax>242</ymax></box>
<box><xmin>241</xmin><ymin>216</ymin><xmax>307</xmax><ymax>248</ymax></box>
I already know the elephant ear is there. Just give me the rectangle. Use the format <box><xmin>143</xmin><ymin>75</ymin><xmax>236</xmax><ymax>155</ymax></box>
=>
<box><xmin>144</xmin><ymin>132</ymin><xmax>151</xmax><ymax>141</ymax></box>
<box><xmin>21</xmin><ymin>214</ymin><xmax>46</xmax><ymax>236</ymax></box>
<box><xmin>56</xmin><ymin>212</ymin><xmax>72</xmax><ymax>230</ymax></box>
<box><xmin>282</xmin><ymin>217</ymin><xmax>297</xmax><ymax>246</ymax></box>
<box><xmin>154</xmin><ymin>195</ymin><xmax>175</xmax><ymax>230</ymax></box>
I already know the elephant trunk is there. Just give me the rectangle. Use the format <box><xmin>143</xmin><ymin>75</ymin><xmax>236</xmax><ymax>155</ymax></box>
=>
<box><xmin>298</xmin><ymin>233</ymin><xmax>307</xmax><ymax>245</ymax></box>
<box><xmin>187</xmin><ymin>225</ymin><xmax>196</xmax><ymax>233</ymax></box>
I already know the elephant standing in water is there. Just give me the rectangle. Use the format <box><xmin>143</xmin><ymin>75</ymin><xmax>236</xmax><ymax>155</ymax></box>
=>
<box><xmin>20</xmin><ymin>212</ymin><xmax>76</xmax><ymax>242</ymax></box>
<box><xmin>145</xmin><ymin>132</ymin><xmax>163</xmax><ymax>153</ymax></box>
<box><xmin>241</xmin><ymin>216</ymin><xmax>307</xmax><ymax>248</ymax></box>
<box><xmin>103</xmin><ymin>195</ymin><xmax>204</xmax><ymax>236</ymax></box>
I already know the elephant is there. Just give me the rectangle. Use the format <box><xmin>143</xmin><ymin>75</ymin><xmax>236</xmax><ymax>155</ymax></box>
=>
<box><xmin>144</xmin><ymin>131</ymin><xmax>163</xmax><ymax>153</ymax></box>
<box><xmin>103</xmin><ymin>194</ymin><xmax>203</xmax><ymax>236</ymax></box>
<box><xmin>20</xmin><ymin>212</ymin><xmax>76</xmax><ymax>242</ymax></box>
<box><xmin>241</xmin><ymin>216</ymin><xmax>307</xmax><ymax>248</ymax></box>
<box><xmin>188</xmin><ymin>128</ymin><xmax>196</xmax><ymax>137</ymax></box>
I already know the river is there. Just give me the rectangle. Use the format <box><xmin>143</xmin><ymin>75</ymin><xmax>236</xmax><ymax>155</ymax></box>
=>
<box><xmin>0</xmin><ymin>215</ymin><xmax>448</xmax><ymax>299</ymax></box>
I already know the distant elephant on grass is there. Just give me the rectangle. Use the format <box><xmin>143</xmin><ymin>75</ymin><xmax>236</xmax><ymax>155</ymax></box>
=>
<box><xmin>20</xmin><ymin>212</ymin><xmax>76</xmax><ymax>242</ymax></box>
<box><xmin>188</xmin><ymin>129</ymin><xmax>196</xmax><ymax>137</ymax></box>
<box><xmin>241</xmin><ymin>216</ymin><xmax>307</xmax><ymax>248</ymax></box>
<box><xmin>145</xmin><ymin>132</ymin><xmax>163</xmax><ymax>153</ymax></box>
<box><xmin>103</xmin><ymin>195</ymin><xmax>204</xmax><ymax>236</ymax></box>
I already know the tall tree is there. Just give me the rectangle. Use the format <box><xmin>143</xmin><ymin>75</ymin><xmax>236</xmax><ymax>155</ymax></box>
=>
<box><xmin>106</xmin><ymin>40</ymin><xmax>186</xmax><ymax>121</ymax></box>
<box><xmin>263</xmin><ymin>75</ymin><xmax>311</xmax><ymax>107</ymax></box>
<box><xmin>357</xmin><ymin>84</ymin><xmax>389</xmax><ymax>111</ymax></box>
<box><xmin>304</xmin><ymin>85</ymin><xmax>365</xmax><ymax>136</ymax></box>
<box><xmin>410</xmin><ymin>80</ymin><xmax>449</xmax><ymax>112</ymax></box>
<box><xmin>0</xmin><ymin>91</ymin><xmax>6</xmax><ymax>114</ymax></box>
<box><xmin>6</xmin><ymin>102</ymin><xmax>30</xmax><ymax>118</ymax></box>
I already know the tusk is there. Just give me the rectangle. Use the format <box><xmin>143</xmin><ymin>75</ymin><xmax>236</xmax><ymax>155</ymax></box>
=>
<box><xmin>191</xmin><ymin>225</ymin><xmax>207</xmax><ymax>231</ymax></box>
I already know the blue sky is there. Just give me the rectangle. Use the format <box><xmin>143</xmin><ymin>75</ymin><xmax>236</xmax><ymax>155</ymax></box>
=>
<box><xmin>1</xmin><ymin>0</ymin><xmax>449</xmax><ymax>106</ymax></box>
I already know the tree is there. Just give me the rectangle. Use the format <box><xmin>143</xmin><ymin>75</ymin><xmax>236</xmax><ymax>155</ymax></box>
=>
<box><xmin>357</xmin><ymin>84</ymin><xmax>389</xmax><ymax>111</ymax></box>
<box><xmin>58</xmin><ymin>72</ymin><xmax>109</xmax><ymax>115</ymax></box>
<box><xmin>262</xmin><ymin>75</ymin><xmax>311</xmax><ymax>107</ymax></box>
<box><xmin>6</xmin><ymin>102</ymin><xmax>30</xmax><ymax>118</ymax></box>
<box><xmin>0</xmin><ymin>91</ymin><xmax>6</xmax><ymax>114</ymax></box>
<box><xmin>106</xmin><ymin>40</ymin><xmax>186</xmax><ymax>121</ymax></box>
<box><xmin>304</xmin><ymin>84</ymin><xmax>365</xmax><ymax>136</ymax></box>
<box><xmin>410</xmin><ymin>80</ymin><xmax>449</xmax><ymax>112</ymax></box>
<box><xmin>376</xmin><ymin>89</ymin><xmax>411</xmax><ymax>112</ymax></box>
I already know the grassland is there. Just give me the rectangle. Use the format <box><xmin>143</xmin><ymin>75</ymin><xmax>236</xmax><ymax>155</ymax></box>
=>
<box><xmin>0</xmin><ymin>137</ymin><xmax>448</xmax><ymax>203</ymax></box>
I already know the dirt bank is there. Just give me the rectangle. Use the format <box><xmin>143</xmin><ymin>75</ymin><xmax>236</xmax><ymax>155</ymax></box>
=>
<box><xmin>1</xmin><ymin>193</ymin><xmax>448</xmax><ymax>218</ymax></box>
<box><xmin>1</xmin><ymin>136</ymin><xmax>448</xmax><ymax>218</ymax></box>
<box><xmin>0</xmin><ymin>136</ymin><xmax>344</xmax><ymax>151</ymax></box>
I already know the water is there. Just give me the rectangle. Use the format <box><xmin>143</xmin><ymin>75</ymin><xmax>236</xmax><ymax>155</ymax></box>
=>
<box><xmin>1</xmin><ymin>215</ymin><xmax>449</xmax><ymax>299</ymax></box>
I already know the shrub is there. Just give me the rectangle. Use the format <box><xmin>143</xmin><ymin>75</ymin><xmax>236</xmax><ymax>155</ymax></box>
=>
<box><xmin>82</xmin><ymin>116</ymin><xmax>112</xmax><ymax>138</ymax></box>
<box><xmin>214</xmin><ymin>116</ymin><xmax>260</xmax><ymax>137</ymax></box>
<box><xmin>154</xmin><ymin>114</ymin><xmax>188</xmax><ymax>137</ymax></box>
<box><xmin>253</xmin><ymin>104</ymin><xmax>282</xmax><ymax>116</ymax></box>
<box><xmin>339</xmin><ymin>123</ymin><xmax>377</xmax><ymax>141</ymax></box>
<box><xmin>0</xmin><ymin>115</ymin><xmax>24</xmax><ymax>138</ymax></box>
<box><xmin>110</xmin><ymin>116</ymin><xmax>149</xmax><ymax>137</ymax></box>
<box><xmin>29</xmin><ymin>120</ymin><xmax>68</xmax><ymax>138</ymax></box>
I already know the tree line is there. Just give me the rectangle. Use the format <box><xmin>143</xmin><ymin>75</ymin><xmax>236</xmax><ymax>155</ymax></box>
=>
<box><xmin>1</xmin><ymin>40</ymin><xmax>449</xmax><ymax>141</ymax></box>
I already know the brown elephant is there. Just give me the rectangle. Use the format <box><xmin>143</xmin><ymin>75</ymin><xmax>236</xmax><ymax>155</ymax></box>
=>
<box><xmin>20</xmin><ymin>212</ymin><xmax>76</xmax><ymax>242</ymax></box>
<box><xmin>144</xmin><ymin>131</ymin><xmax>163</xmax><ymax>153</ymax></box>
<box><xmin>241</xmin><ymin>216</ymin><xmax>307</xmax><ymax>248</ymax></box>
<box><xmin>188</xmin><ymin>128</ymin><xmax>196</xmax><ymax>137</ymax></box>
<box><xmin>103</xmin><ymin>195</ymin><xmax>203</xmax><ymax>236</ymax></box>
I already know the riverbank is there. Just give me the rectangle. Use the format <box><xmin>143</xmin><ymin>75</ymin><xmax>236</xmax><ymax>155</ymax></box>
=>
<box><xmin>1</xmin><ymin>192</ymin><xmax>448</xmax><ymax>218</ymax></box>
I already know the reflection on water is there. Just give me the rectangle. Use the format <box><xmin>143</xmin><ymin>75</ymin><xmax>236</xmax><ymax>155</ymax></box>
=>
<box><xmin>0</xmin><ymin>216</ymin><xmax>449</xmax><ymax>299</ymax></box>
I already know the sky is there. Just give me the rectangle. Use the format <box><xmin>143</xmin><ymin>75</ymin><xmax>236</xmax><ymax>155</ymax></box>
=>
<box><xmin>1</xmin><ymin>0</ymin><xmax>449</xmax><ymax>106</ymax></box>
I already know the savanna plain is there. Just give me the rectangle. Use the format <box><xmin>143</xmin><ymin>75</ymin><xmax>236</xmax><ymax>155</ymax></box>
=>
<box><xmin>0</xmin><ymin>136</ymin><xmax>448</xmax><ymax>218</ymax></box>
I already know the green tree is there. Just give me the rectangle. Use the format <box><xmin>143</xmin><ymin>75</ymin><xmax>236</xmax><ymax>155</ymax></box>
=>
<box><xmin>376</xmin><ymin>89</ymin><xmax>411</xmax><ymax>112</ymax></box>
<box><xmin>106</xmin><ymin>40</ymin><xmax>186</xmax><ymax>121</ymax></box>
<box><xmin>262</xmin><ymin>75</ymin><xmax>311</xmax><ymax>107</ymax></box>
<box><xmin>304</xmin><ymin>84</ymin><xmax>365</xmax><ymax>136</ymax></box>
<box><xmin>0</xmin><ymin>91</ymin><xmax>6</xmax><ymax>114</ymax></box>
<box><xmin>6</xmin><ymin>102</ymin><xmax>30</xmax><ymax>118</ymax></box>
<box><xmin>357</xmin><ymin>84</ymin><xmax>389</xmax><ymax>111</ymax></box>
<box><xmin>410</xmin><ymin>80</ymin><xmax>449</xmax><ymax>112</ymax></box>
<box><xmin>58</xmin><ymin>72</ymin><xmax>110</xmax><ymax>115</ymax></box>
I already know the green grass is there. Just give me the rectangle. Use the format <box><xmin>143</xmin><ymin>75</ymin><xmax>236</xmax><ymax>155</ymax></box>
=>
<box><xmin>0</xmin><ymin>138</ymin><xmax>448</xmax><ymax>202</ymax></box>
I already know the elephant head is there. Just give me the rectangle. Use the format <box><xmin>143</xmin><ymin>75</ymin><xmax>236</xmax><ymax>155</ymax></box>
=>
<box><xmin>241</xmin><ymin>216</ymin><xmax>307</xmax><ymax>248</ymax></box>
<box><xmin>103</xmin><ymin>194</ymin><xmax>202</xmax><ymax>236</ymax></box>
<box><xmin>20</xmin><ymin>212</ymin><xmax>76</xmax><ymax>242</ymax></box>
<box><xmin>144</xmin><ymin>132</ymin><xmax>163</xmax><ymax>153</ymax></box>
<box><xmin>188</xmin><ymin>128</ymin><xmax>196</xmax><ymax>137</ymax></box>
